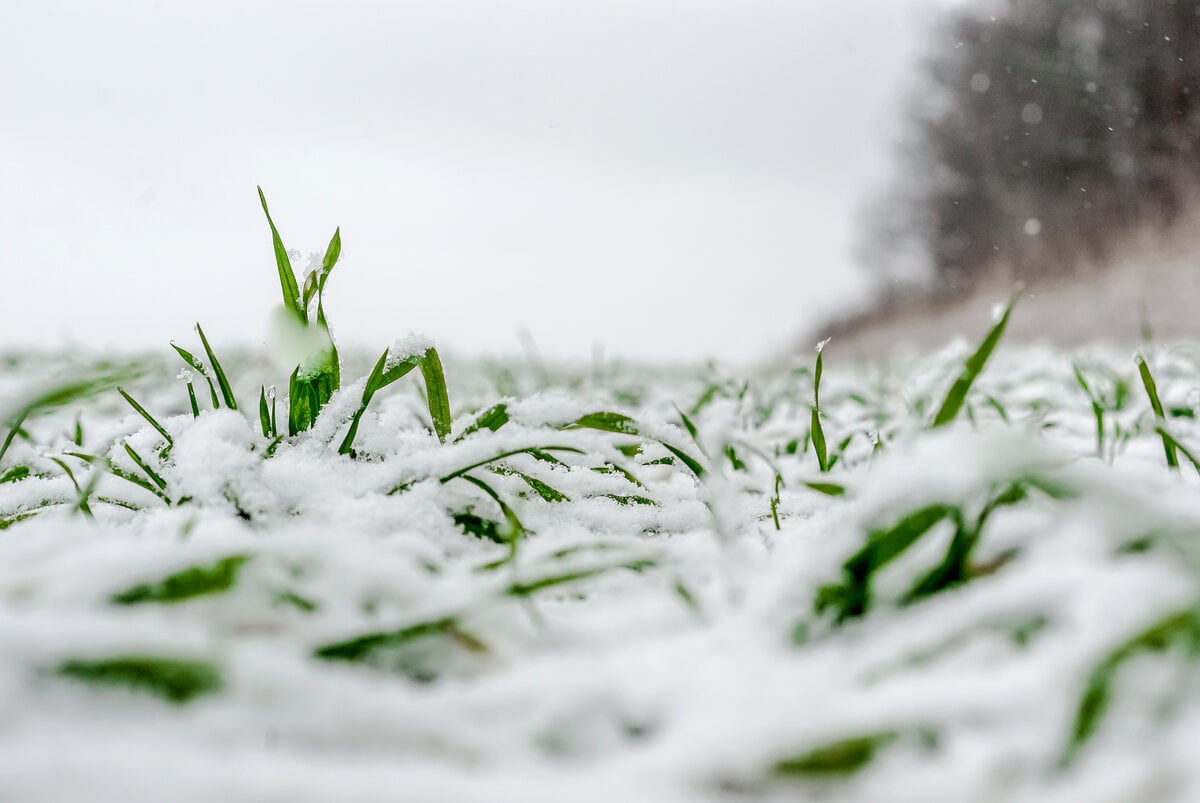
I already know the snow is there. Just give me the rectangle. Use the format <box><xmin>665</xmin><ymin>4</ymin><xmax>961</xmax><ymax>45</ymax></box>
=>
<box><xmin>386</xmin><ymin>334</ymin><xmax>435</xmax><ymax>368</ymax></box>
<box><xmin>3</xmin><ymin>340</ymin><xmax>1200</xmax><ymax>801</ymax></box>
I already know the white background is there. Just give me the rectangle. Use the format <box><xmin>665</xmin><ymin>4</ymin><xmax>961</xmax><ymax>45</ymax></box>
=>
<box><xmin>2</xmin><ymin>0</ymin><xmax>942</xmax><ymax>363</ymax></box>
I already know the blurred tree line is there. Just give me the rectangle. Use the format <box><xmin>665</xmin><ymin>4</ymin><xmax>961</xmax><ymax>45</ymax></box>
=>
<box><xmin>866</xmin><ymin>0</ymin><xmax>1200</xmax><ymax>299</ymax></box>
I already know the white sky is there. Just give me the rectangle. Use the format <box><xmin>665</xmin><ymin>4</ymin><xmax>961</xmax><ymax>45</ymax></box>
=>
<box><xmin>1</xmin><ymin>0</ymin><xmax>942</xmax><ymax>363</ymax></box>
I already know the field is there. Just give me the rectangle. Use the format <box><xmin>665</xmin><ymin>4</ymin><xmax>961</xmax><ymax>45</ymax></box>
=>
<box><xmin>3</xmin><ymin>203</ymin><xmax>1200</xmax><ymax>802</ymax></box>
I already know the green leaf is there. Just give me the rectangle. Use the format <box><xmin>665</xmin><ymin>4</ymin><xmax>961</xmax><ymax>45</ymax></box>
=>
<box><xmin>288</xmin><ymin>367</ymin><xmax>318</xmax><ymax>436</ymax></box>
<box><xmin>317</xmin><ymin>227</ymin><xmax>341</xmax><ymax>307</ymax></box>
<box><xmin>0</xmin><ymin>465</ymin><xmax>30</xmax><ymax>484</ymax></box>
<box><xmin>773</xmin><ymin>732</ymin><xmax>899</xmax><ymax>778</ymax></box>
<box><xmin>458</xmin><ymin>474</ymin><xmax>526</xmax><ymax>556</ymax></box>
<box><xmin>490</xmin><ymin>465</ymin><xmax>570</xmax><ymax>502</ymax></box>
<box><xmin>339</xmin><ymin>346</ymin><xmax>451</xmax><ymax>454</ymax></box>
<box><xmin>257</xmin><ymin>186</ymin><xmax>304</xmax><ymax>323</ymax></box>
<box><xmin>567</xmin><ymin>412</ymin><xmax>641</xmax><ymax>435</ymax></box>
<box><xmin>811</xmin><ymin>342</ymin><xmax>829</xmax><ymax>472</ymax></box>
<box><xmin>1061</xmin><ymin>607</ymin><xmax>1200</xmax><ymax>767</ymax></box>
<box><xmin>123</xmin><ymin>442</ymin><xmax>167</xmax><ymax>493</ymax></box>
<box><xmin>828</xmin><ymin>504</ymin><xmax>958</xmax><ymax>622</ymax></box>
<box><xmin>455</xmin><ymin>403</ymin><xmax>510</xmax><ymax>442</ymax></box>
<box><xmin>1</xmin><ymin>365</ymin><xmax>144</xmax><ymax>466</ymax></box>
<box><xmin>1136</xmin><ymin>354</ymin><xmax>1178</xmax><ymax>470</ymax></box>
<box><xmin>313</xmin><ymin>617</ymin><xmax>485</xmax><ymax>682</ymax></box>
<box><xmin>932</xmin><ymin>291</ymin><xmax>1018</xmax><ymax>428</ymax></box>
<box><xmin>440</xmin><ymin>446</ymin><xmax>586</xmax><ymax>483</ymax></box>
<box><xmin>57</xmin><ymin>656</ymin><xmax>222</xmax><ymax>704</ymax></box>
<box><xmin>171</xmin><ymin>342</ymin><xmax>220</xmax><ymax>409</ymax></box>
<box><xmin>258</xmin><ymin>387</ymin><xmax>273</xmax><ymax>438</ymax></box>
<box><xmin>184</xmin><ymin>380</ymin><xmax>200</xmax><ymax>418</ymax></box>
<box><xmin>453</xmin><ymin>511</ymin><xmax>508</xmax><ymax>544</ymax></box>
<box><xmin>420</xmin><ymin>347</ymin><xmax>452</xmax><ymax>443</ymax></box>
<box><xmin>111</xmin><ymin>555</ymin><xmax>251</xmax><ymax>604</ymax></box>
<box><xmin>118</xmin><ymin>387</ymin><xmax>173</xmax><ymax>448</ymax></box>
<box><xmin>802</xmin><ymin>480</ymin><xmax>846</xmax><ymax>497</ymax></box>
<box><xmin>196</xmin><ymin>323</ymin><xmax>238</xmax><ymax>410</ymax></box>
<box><xmin>1154</xmin><ymin>425</ymin><xmax>1200</xmax><ymax>478</ymax></box>
<box><xmin>504</xmin><ymin>561</ymin><xmax>653</xmax><ymax>597</ymax></box>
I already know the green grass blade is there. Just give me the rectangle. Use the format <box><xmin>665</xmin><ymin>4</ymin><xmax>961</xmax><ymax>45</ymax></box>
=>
<box><xmin>66</xmin><ymin>450</ymin><xmax>167</xmax><ymax>502</ymax></box>
<box><xmin>288</xmin><ymin>368</ymin><xmax>317</xmax><ymax>437</ymax></box>
<box><xmin>196</xmin><ymin>323</ymin><xmax>238</xmax><ymax>410</ymax></box>
<box><xmin>932</xmin><ymin>291</ymin><xmax>1018</xmax><ymax>428</ymax></box>
<box><xmin>257</xmin><ymin>186</ymin><xmax>304</xmax><ymax>322</ymax></box>
<box><xmin>455</xmin><ymin>403</ymin><xmax>510</xmax><ymax>442</ymax></box>
<box><xmin>48</xmin><ymin>456</ymin><xmax>95</xmax><ymax>519</ymax></box>
<box><xmin>111</xmin><ymin>555</ymin><xmax>251</xmax><ymax>604</ymax></box>
<box><xmin>1154</xmin><ymin>425</ymin><xmax>1200</xmax><ymax>478</ymax></box>
<box><xmin>504</xmin><ymin>559</ymin><xmax>654</xmax><ymax>597</ymax></box>
<box><xmin>1136</xmin><ymin>353</ymin><xmax>1178</xmax><ymax>470</ymax></box>
<box><xmin>258</xmin><ymin>387</ymin><xmax>273</xmax><ymax>438</ymax></box>
<box><xmin>567</xmin><ymin>412</ymin><xmax>705</xmax><ymax>477</ymax></box>
<box><xmin>1072</xmin><ymin>363</ymin><xmax>1105</xmax><ymax>458</ymax></box>
<box><xmin>123</xmin><ymin>443</ymin><xmax>168</xmax><ymax>493</ymax></box>
<box><xmin>567</xmin><ymin>412</ymin><xmax>641</xmax><ymax>435</ymax></box>
<box><xmin>811</xmin><ymin>339</ymin><xmax>831</xmax><ymax>471</ymax></box>
<box><xmin>419</xmin><ymin>347</ymin><xmax>451</xmax><ymax>443</ymax></box>
<box><xmin>338</xmin><ymin>350</ymin><xmax>390</xmax><ymax>455</ymax></box>
<box><xmin>172</xmin><ymin>343</ymin><xmax>220</xmax><ymax>408</ymax></box>
<box><xmin>773</xmin><ymin>732</ymin><xmax>899</xmax><ymax>778</ymax></box>
<box><xmin>57</xmin><ymin>656</ymin><xmax>222</xmax><ymax>704</ymax></box>
<box><xmin>440</xmin><ymin>446</ymin><xmax>587</xmax><ymax>483</ymax></box>
<box><xmin>184</xmin><ymin>381</ymin><xmax>200</xmax><ymax>418</ymax></box>
<box><xmin>803</xmin><ymin>480</ymin><xmax>846</xmax><ymax>497</ymax></box>
<box><xmin>118</xmin><ymin>388</ymin><xmax>173</xmax><ymax>447</ymax></box>
<box><xmin>317</xmin><ymin>227</ymin><xmax>341</xmax><ymax>305</ymax></box>
<box><xmin>458</xmin><ymin>473</ymin><xmax>526</xmax><ymax>557</ymax></box>
<box><xmin>489</xmin><ymin>465</ymin><xmax>571</xmax><ymax>502</ymax></box>
<box><xmin>0</xmin><ymin>465</ymin><xmax>30</xmax><ymax>484</ymax></box>
<box><xmin>1060</xmin><ymin>607</ymin><xmax>1200</xmax><ymax>767</ymax></box>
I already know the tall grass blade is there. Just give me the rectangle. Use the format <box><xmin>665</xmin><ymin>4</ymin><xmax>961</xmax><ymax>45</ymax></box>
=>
<box><xmin>257</xmin><ymin>186</ymin><xmax>304</xmax><ymax>322</ymax></box>
<box><xmin>172</xmin><ymin>343</ymin><xmax>220</xmax><ymax>408</ymax></box>
<box><xmin>258</xmin><ymin>387</ymin><xmax>273</xmax><ymax>438</ymax></box>
<box><xmin>118</xmin><ymin>388</ymin><xmax>173</xmax><ymax>447</ymax></box>
<box><xmin>419</xmin><ymin>347</ymin><xmax>451</xmax><ymax>443</ymax></box>
<box><xmin>812</xmin><ymin>340</ymin><xmax>829</xmax><ymax>472</ymax></box>
<box><xmin>196</xmin><ymin>323</ymin><xmax>238</xmax><ymax>410</ymax></box>
<box><xmin>1072</xmin><ymin>364</ymin><xmax>1105</xmax><ymax>458</ymax></box>
<box><xmin>932</xmin><ymin>291</ymin><xmax>1018</xmax><ymax>428</ymax></box>
<box><xmin>1136</xmin><ymin>353</ymin><xmax>1178</xmax><ymax>470</ymax></box>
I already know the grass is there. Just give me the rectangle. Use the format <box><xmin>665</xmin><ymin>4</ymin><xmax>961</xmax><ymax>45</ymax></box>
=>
<box><xmin>6</xmin><ymin>194</ymin><xmax>1200</xmax><ymax>798</ymax></box>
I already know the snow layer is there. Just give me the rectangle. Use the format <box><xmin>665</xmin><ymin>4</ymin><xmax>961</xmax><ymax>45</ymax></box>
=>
<box><xmin>3</xmin><ymin>342</ymin><xmax>1200</xmax><ymax>802</ymax></box>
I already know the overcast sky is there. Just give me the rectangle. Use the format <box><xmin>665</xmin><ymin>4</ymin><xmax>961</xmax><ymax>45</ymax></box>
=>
<box><xmin>2</xmin><ymin>0</ymin><xmax>943</xmax><ymax>363</ymax></box>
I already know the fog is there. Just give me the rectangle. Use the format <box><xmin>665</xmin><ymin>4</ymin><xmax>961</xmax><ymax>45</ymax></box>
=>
<box><xmin>2</xmin><ymin>0</ymin><xmax>938</xmax><ymax>362</ymax></box>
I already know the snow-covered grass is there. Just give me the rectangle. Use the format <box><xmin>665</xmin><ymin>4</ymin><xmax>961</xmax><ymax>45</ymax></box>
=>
<box><xmin>5</xmin><ymin>203</ymin><xmax>1200</xmax><ymax>801</ymax></box>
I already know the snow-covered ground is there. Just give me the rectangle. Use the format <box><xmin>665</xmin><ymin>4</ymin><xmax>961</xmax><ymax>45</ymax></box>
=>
<box><xmin>3</xmin><ymin>331</ymin><xmax>1200</xmax><ymax>802</ymax></box>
